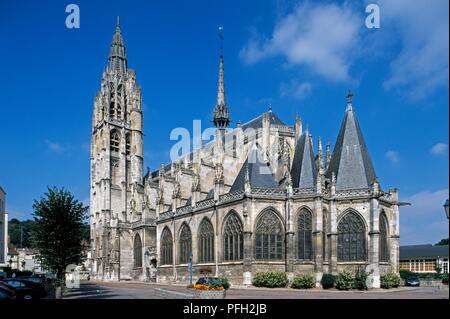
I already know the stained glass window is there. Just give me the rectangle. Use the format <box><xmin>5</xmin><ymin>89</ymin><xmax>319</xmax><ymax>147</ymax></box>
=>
<box><xmin>179</xmin><ymin>224</ymin><xmax>192</xmax><ymax>264</ymax></box>
<box><xmin>379</xmin><ymin>213</ymin><xmax>389</xmax><ymax>262</ymax></box>
<box><xmin>337</xmin><ymin>211</ymin><xmax>366</xmax><ymax>262</ymax></box>
<box><xmin>223</xmin><ymin>212</ymin><xmax>244</xmax><ymax>261</ymax></box>
<box><xmin>255</xmin><ymin>210</ymin><xmax>283</xmax><ymax>260</ymax></box>
<box><xmin>134</xmin><ymin>233</ymin><xmax>142</xmax><ymax>268</ymax></box>
<box><xmin>160</xmin><ymin>228</ymin><xmax>173</xmax><ymax>265</ymax></box>
<box><xmin>198</xmin><ymin>218</ymin><xmax>214</xmax><ymax>263</ymax></box>
<box><xmin>298</xmin><ymin>209</ymin><xmax>312</xmax><ymax>260</ymax></box>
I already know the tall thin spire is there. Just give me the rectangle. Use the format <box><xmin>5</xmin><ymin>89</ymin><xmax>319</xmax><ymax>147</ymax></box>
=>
<box><xmin>108</xmin><ymin>16</ymin><xmax>127</xmax><ymax>75</ymax></box>
<box><xmin>213</xmin><ymin>26</ymin><xmax>230</xmax><ymax>129</ymax></box>
<box><xmin>346</xmin><ymin>89</ymin><xmax>354</xmax><ymax>111</ymax></box>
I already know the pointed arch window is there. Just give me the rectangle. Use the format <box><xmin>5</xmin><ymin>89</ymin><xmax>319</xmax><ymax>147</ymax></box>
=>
<box><xmin>125</xmin><ymin>133</ymin><xmax>131</xmax><ymax>155</ymax></box>
<box><xmin>255</xmin><ymin>210</ymin><xmax>283</xmax><ymax>260</ymax></box>
<box><xmin>110</xmin><ymin>131</ymin><xmax>120</xmax><ymax>153</ymax></box>
<box><xmin>109</xmin><ymin>82</ymin><xmax>115</xmax><ymax>118</ymax></box>
<box><xmin>323</xmin><ymin>209</ymin><xmax>328</xmax><ymax>261</ymax></box>
<box><xmin>179</xmin><ymin>224</ymin><xmax>192</xmax><ymax>264</ymax></box>
<box><xmin>134</xmin><ymin>233</ymin><xmax>142</xmax><ymax>268</ymax></box>
<box><xmin>337</xmin><ymin>211</ymin><xmax>366</xmax><ymax>262</ymax></box>
<box><xmin>160</xmin><ymin>228</ymin><xmax>173</xmax><ymax>265</ymax></box>
<box><xmin>111</xmin><ymin>159</ymin><xmax>119</xmax><ymax>185</ymax></box>
<box><xmin>298</xmin><ymin>209</ymin><xmax>312</xmax><ymax>260</ymax></box>
<box><xmin>379</xmin><ymin>213</ymin><xmax>389</xmax><ymax>262</ymax></box>
<box><xmin>223</xmin><ymin>212</ymin><xmax>244</xmax><ymax>261</ymax></box>
<box><xmin>198</xmin><ymin>218</ymin><xmax>214</xmax><ymax>263</ymax></box>
<box><xmin>117</xmin><ymin>84</ymin><xmax>122</xmax><ymax>118</ymax></box>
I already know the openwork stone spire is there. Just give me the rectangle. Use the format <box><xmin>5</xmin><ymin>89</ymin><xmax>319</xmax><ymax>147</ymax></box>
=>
<box><xmin>108</xmin><ymin>16</ymin><xmax>127</xmax><ymax>75</ymax></box>
<box><xmin>213</xmin><ymin>26</ymin><xmax>230</xmax><ymax>129</ymax></box>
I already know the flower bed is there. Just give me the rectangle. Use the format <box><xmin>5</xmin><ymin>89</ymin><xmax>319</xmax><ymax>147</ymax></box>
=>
<box><xmin>189</xmin><ymin>277</ymin><xmax>229</xmax><ymax>299</ymax></box>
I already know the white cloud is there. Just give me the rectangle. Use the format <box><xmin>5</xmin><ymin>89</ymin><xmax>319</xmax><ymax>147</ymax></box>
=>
<box><xmin>385</xmin><ymin>150</ymin><xmax>399</xmax><ymax>163</ymax></box>
<box><xmin>430</xmin><ymin>143</ymin><xmax>448</xmax><ymax>156</ymax></box>
<box><xmin>46</xmin><ymin>140</ymin><xmax>64</xmax><ymax>153</ymax></box>
<box><xmin>401</xmin><ymin>189</ymin><xmax>449</xmax><ymax>218</ymax></box>
<box><xmin>378</xmin><ymin>0</ymin><xmax>449</xmax><ymax>100</ymax></box>
<box><xmin>240</xmin><ymin>2</ymin><xmax>361</xmax><ymax>82</ymax></box>
<box><xmin>400</xmin><ymin>188</ymin><xmax>449</xmax><ymax>245</ymax></box>
<box><xmin>280</xmin><ymin>80</ymin><xmax>312</xmax><ymax>100</ymax></box>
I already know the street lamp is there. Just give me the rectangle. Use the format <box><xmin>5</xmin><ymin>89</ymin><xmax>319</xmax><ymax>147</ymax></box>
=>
<box><xmin>444</xmin><ymin>199</ymin><xmax>449</xmax><ymax>219</ymax></box>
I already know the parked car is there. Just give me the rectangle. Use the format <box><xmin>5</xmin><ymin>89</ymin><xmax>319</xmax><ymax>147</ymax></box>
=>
<box><xmin>405</xmin><ymin>276</ymin><xmax>420</xmax><ymax>287</ymax></box>
<box><xmin>0</xmin><ymin>288</ymin><xmax>16</xmax><ymax>300</ymax></box>
<box><xmin>21</xmin><ymin>275</ymin><xmax>47</xmax><ymax>287</ymax></box>
<box><xmin>0</xmin><ymin>283</ymin><xmax>16</xmax><ymax>300</ymax></box>
<box><xmin>0</xmin><ymin>278</ymin><xmax>47</xmax><ymax>299</ymax></box>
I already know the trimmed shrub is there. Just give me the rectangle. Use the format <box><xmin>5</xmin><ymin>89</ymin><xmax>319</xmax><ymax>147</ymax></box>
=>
<box><xmin>354</xmin><ymin>268</ymin><xmax>370</xmax><ymax>290</ymax></box>
<box><xmin>442</xmin><ymin>275</ymin><xmax>449</xmax><ymax>285</ymax></box>
<box><xmin>321</xmin><ymin>273</ymin><xmax>336</xmax><ymax>289</ymax></box>
<box><xmin>399</xmin><ymin>269</ymin><xmax>415</xmax><ymax>279</ymax></box>
<box><xmin>335</xmin><ymin>271</ymin><xmax>355</xmax><ymax>290</ymax></box>
<box><xmin>217</xmin><ymin>277</ymin><xmax>231</xmax><ymax>290</ymax></box>
<box><xmin>252</xmin><ymin>271</ymin><xmax>288</xmax><ymax>288</ymax></box>
<box><xmin>380</xmin><ymin>272</ymin><xmax>401</xmax><ymax>289</ymax></box>
<box><xmin>291</xmin><ymin>273</ymin><xmax>316</xmax><ymax>289</ymax></box>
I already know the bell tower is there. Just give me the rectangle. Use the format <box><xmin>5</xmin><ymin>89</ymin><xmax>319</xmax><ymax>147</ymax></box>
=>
<box><xmin>90</xmin><ymin>17</ymin><xmax>144</xmax><ymax>280</ymax></box>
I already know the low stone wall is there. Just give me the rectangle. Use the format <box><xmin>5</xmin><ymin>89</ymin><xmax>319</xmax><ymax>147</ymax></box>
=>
<box><xmin>400</xmin><ymin>279</ymin><xmax>446</xmax><ymax>287</ymax></box>
<box><xmin>154</xmin><ymin>288</ymin><xmax>195</xmax><ymax>299</ymax></box>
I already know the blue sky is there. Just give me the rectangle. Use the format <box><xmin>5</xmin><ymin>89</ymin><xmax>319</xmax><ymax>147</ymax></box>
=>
<box><xmin>0</xmin><ymin>0</ymin><xmax>448</xmax><ymax>245</ymax></box>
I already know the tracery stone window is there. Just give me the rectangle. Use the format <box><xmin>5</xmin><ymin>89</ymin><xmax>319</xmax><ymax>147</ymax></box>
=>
<box><xmin>223</xmin><ymin>212</ymin><xmax>244</xmax><ymax>261</ymax></box>
<box><xmin>117</xmin><ymin>84</ymin><xmax>122</xmax><ymax>118</ymax></box>
<box><xmin>198</xmin><ymin>218</ymin><xmax>214</xmax><ymax>263</ymax></box>
<box><xmin>379</xmin><ymin>212</ymin><xmax>389</xmax><ymax>262</ymax></box>
<box><xmin>109</xmin><ymin>82</ymin><xmax>115</xmax><ymax>118</ymax></box>
<box><xmin>337</xmin><ymin>211</ymin><xmax>366</xmax><ymax>262</ymax></box>
<box><xmin>126</xmin><ymin>160</ymin><xmax>131</xmax><ymax>185</ymax></box>
<box><xmin>134</xmin><ymin>233</ymin><xmax>142</xmax><ymax>268</ymax></box>
<box><xmin>179</xmin><ymin>224</ymin><xmax>192</xmax><ymax>264</ymax></box>
<box><xmin>298</xmin><ymin>209</ymin><xmax>312</xmax><ymax>260</ymax></box>
<box><xmin>125</xmin><ymin>133</ymin><xmax>131</xmax><ymax>155</ymax></box>
<box><xmin>160</xmin><ymin>227</ymin><xmax>173</xmax><ymax>265</ymax></box>
<box><xmin>323</xmin><ymin>209</ymin><xmax>328</xmax><ymax>261</ymax></box>
<box><xmin>110</xmin><ymin>130</ymin><xmax>120</xmax><ymax>153</ymax></box>
<box><xmin>111</xmin><ymin>159</ymin><xmax>119</xmax><ymax>185</ymax></box>
<box><xmin>255</xmin><ymin>209</ymin><xmax>283</xmax><ymax>260</ymax></box>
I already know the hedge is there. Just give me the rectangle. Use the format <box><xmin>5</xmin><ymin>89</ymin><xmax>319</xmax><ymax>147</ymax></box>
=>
<box><xmin>252</xmin><ymin>271</ymin><xmax>288</xmax><ymax>288</ymax></box>
<box><xmin>335</xmin><ymin>271</ymin><xmax>354</xmax><ymax>290</ymax></box>
<box><xmin>380</xmin><ymin>272</ymin><xmax>401</xmax><ymax>289</ymax></box>
<box><xmin>321</xmin><ymin>273</ymin><xmax>336</xmax><ymax>289</ymax></box>
<box><xmin>291</xmin><ymin>273</ymin><xmax>315</xmax><ymax>289</ymax></box>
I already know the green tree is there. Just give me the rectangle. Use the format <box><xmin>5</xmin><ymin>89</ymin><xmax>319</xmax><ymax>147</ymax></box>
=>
<box><xmin>435</xmin><ymin>238</ymin><xmax>449</xmax><ymax>246</ymax></box>
<box><xmin>31</xmin><ymin>187</ymin><xmax>88</xmax><ymax>286</ymax></box>
<box><xmin>8</xmin><ymin>218</ymin><xmax>35</xmax><ymax>248</ymax></box>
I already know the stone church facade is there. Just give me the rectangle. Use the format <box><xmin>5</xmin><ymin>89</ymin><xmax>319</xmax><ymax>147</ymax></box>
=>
<box><xmin>89</xmin><ymin>21</ymin><xmax>401</xmax><ymax>288</ymax></box>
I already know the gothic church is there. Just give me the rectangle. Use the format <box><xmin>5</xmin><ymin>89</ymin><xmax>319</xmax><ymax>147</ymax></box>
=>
<box><xmin>89</xmin><ymin>20</ymin><xmax>401</xmax><ymax>288</ymax></box>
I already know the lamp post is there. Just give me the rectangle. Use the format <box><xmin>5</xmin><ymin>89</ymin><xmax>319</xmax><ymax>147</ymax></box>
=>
<box><xmin>188</xmin><ymin>251</ymin><xmax>193</xmax><ymax>286</ymax></box>
<box><xmin>444</xmin><ymin>199</ymin><xmax>449</xmax><ymax>219</ymax></box>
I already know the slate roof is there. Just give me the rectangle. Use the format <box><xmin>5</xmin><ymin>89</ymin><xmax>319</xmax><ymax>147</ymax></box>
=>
<box><xmin>290</xmin><ymin>130</ymin><xmax>317</xmax><ymax>189</ymax></box>
<box><xmin>325</xmin><ymin>105</ymin><xmax>377</xmax><ymax>190</ymax></box>
<box><xmin>400</xmin><ymin>245</ymin><xmax>449</xmax><ymax>259</ymax></box>
<box><xmin>230</xmin><ymin>144</ymin><xmax>279</xmax><ymax>192</ymax></box>
<box><xmin>241</xmin><ymin>111</ymin><xmax>286</xmax><ymax>130</ymax></box>
<box><xmin>149</xmin><ymin>111</ymin><xmax>288</xmax><ymax>180</ymax></box>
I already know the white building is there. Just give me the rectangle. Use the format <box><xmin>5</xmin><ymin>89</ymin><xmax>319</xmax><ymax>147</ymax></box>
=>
<box><xmin>0</xmin><ymin>186</ymin><xmax>8</xmax><ymax>271</ymax></box>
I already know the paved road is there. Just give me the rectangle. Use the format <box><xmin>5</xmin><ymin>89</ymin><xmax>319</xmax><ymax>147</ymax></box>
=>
<box><xmin>63</xmin><ymin>280</ymin><xmax>449</xmax><ymax>299</ymax></box>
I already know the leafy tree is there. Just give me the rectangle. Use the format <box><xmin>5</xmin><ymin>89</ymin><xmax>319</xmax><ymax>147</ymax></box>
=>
<box><xmin>31</xmin><ymin>187</ymin><xmax>88</xmax><ymax>286</ymax></box>
<box><xmin>435</xmin><ymin>238</ymin><xmax>449</xmax><ymax>246</ymax></box>
<box><xmin>8</xmin><ymin>218</ymin><xmax>35</xmax><ymax>248</ymax></box>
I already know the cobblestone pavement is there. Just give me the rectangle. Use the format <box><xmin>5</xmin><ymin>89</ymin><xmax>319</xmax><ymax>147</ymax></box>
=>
<box><xmin>62</xmin><ymin>280</ymin><xmax>449</xmax><ymax>299</ymax></box>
